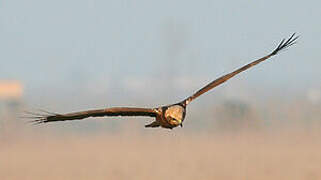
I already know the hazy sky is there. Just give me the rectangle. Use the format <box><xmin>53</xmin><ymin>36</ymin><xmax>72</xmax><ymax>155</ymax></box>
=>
<box><xmin>1</xmin><ymin>0</ymin><xmax>320</xmax><ymax>107</ymax></box>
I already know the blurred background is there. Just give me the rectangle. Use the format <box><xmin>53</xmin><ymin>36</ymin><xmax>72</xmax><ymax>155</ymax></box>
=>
<box><xmin>1</xmin><ymin>0</ymin><xmax>321</xmax><ymax>179</ymax></box>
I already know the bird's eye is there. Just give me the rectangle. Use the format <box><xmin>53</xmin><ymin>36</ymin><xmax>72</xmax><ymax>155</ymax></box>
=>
<box><xmin>172</xmin><ymin>118</ymin><xmax>180</xmax><ymax>123</ymax></box>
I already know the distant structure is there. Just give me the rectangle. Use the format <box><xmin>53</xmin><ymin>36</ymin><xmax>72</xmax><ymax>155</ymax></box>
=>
<box><xmin>307</xmin><ymin>88</ymin><xmax>321</xmax><ymax>105</ymax></box>
<box><xmin>213</xmin><ymin>100</ymin><xmax>260</xmax><ymax>132</ymax></box>
<box><xmin>0</xmin><ymin>80</ymin><xmax>23</xmax><ymax>132</ymax></box>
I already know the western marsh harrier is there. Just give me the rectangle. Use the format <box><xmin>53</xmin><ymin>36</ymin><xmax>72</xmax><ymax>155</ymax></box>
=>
<box><xmin>28</xmin><ymin>34</ymin><xmax>298</xmax><ymax>129</ymax></box>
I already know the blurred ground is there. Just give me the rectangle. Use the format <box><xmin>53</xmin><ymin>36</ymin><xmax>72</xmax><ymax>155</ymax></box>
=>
<box><xmin>1</xmin><ymin>95</ymin><xmax>321</xmax><ymax>180</ymax></box>
<box><xmin>1</xmin><ymin>130</ymin><xmax>321</xmax><ymax>180</ymax></box>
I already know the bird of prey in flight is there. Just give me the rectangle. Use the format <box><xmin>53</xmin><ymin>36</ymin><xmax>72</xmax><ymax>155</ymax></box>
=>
<box><xmin>28</xmin><ymin>34</ymin><xmax>298</xmax><ymax>129</ymax></box>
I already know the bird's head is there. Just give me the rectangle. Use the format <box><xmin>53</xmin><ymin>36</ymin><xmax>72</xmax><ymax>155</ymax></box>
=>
<box><xmin>164</xmin><ymin>105</ymin><xmax>186</xmax><ymax>128</ymax></box>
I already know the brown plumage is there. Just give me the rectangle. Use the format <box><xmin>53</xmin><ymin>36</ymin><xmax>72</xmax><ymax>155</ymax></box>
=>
<box><xmin>28</xmin><ymin>34</ymin><xmax>298</xmax><ymax>129</ymax></box>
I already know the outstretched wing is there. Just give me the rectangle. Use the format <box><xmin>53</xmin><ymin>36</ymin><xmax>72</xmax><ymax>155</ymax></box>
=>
<box><xmin>183</xmin><ymin>33</ymin><xmax>298</xmax><ymax>105</ymax></box>
<box><xmin>27</xmin><ymin>107</ymin><xmax>157</xmax><ymax>124</ymax></box>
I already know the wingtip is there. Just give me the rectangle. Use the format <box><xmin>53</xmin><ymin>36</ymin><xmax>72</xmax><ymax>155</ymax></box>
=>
<box><xmin>21</xmin><ymin>110</ymin><xmax>54</xmax><ymax>125</ymax></box>
<box><xmin>271</xmin><ymin>33</ymin><xmax>299</xmax><ymax>55</ymax></box>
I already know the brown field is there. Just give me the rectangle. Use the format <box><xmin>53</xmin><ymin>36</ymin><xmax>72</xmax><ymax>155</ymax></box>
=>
<box><xmin>1</xmin><ymin>129</ymin><xmax>321</xmax><ymax>180</ymax></box>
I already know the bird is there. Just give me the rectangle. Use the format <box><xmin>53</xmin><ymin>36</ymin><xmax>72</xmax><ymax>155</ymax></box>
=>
<box><xmin>27</xmin><ymin>34</ymin><xmax>298</xmax><ymax>129</ymax></box>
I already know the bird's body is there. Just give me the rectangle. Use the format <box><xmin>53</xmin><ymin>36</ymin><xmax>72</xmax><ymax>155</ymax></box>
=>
<box><xmin>146</xmin><ymin>104</ymin><xmax>186</xmax><ymax>129</ymax></box>
<box><xmin>27</xmin><ymin>34</ymin><xmax>298</xmax><ymax>129</ymax></box>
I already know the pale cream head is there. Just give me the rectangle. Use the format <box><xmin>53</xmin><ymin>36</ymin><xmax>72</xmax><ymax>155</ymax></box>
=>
<box><xmin>165</xmin><ymin>105</ymin><xmax>185</xmax><ymax>125</ymax></box>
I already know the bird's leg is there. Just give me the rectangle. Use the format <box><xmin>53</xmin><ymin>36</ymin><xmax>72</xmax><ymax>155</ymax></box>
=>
<box><xmin>145</xmin><ymin>121</ymin><xmax>160</xmax><ymax>128</ymax></box>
